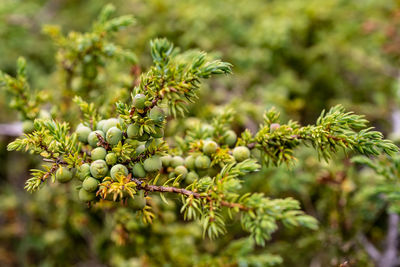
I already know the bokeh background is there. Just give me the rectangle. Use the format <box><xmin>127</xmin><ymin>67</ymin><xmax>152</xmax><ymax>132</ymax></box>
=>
<box><xmin>1</xmin><ymin>0</ymin><xmax>400</xmax><ymax>266</ymax></box>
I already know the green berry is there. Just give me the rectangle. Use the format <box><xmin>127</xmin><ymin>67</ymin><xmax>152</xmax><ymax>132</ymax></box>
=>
<box><xmin>88</xmin><ymin>130</ymin><xmax>105</xmax><ymax>147</ymax></box>
<box><xmin>137</xmin><ymin>132</ymin><xmax>150</xmax><ymax>141</ymax></box>
<box><xmin>175</xmin><ymin>166</ymin><xmax>188</xmax><ymax>179</ymax></box>
<box><xmin>233</xmin><ymin>146</ymin><xmax>250</xmax><ymax>162</ymax></box>
<box><xmin>105</xmin><ymin>153</ymin><xmax>117</xmax><ymax>165</ymax></box>
<box><xmin>110</xmin><ymin>164</ymin><xmax>129</xmax><ymax>181</ymax></box>
<box><xmin>128</xmin><ymin>190</ymin><xmax>146</xmax><ymax>210</ymax></box>
<box><xmin>149</xmin><ymin>107</ymin><xmax>165</xmax><ymax>123</ymax></box>
<box><xmin>201</xmin><ymin>124</ymin><xmax>215</xmax><ymax>135</ymax></box>
<box><xmin>102</xmin><ymin>118</ymin><xmax>119</xmax><ymax>133</ymax></box>
<box><xmin>151</xmin><ymin>127</ymin><xmax>164</xmax><ymax>138</ymax></box>
<box><xmin>133</xmin><ymin>94</ymin><xmax>146</xmax><ymax>109</ymax></box>
<box><xmin>77</xmin><ymin>163</ymin><xmax>91</xmax><ymax>181</ymax></box>
<box><xmin>203</xmin><ymin>140</ymin><xmax>218</xmax><ymax>155</ymax></box>
<box><xmin>56</xmin><ymin>166</ymin><xmax>74</xmax><ymax>183</ymax></box>
<box><xmin>96</xmin><ymin>120</ymin><xmax>107</xmax><ymax>131</ymax></box>
<box><xmin>136</xmin><ymin>144</ymin><xmax>146</xmax><ymax>155</ymax></box>
<box><xmin>195</xmin><ymin>155</ymin><xmax>211</xmax><ymax>169</ymax></box>
<box><xmin>171</xmin><ymin>156</ymin><xmax>184</xmax><ymax>168</ymax></box>
<box><xmin>186</xmin><ymin>171</ymin><xmax>199</xmax><ymax>184</ymax></box>
<box><xmin>106</xmin><ymin>126</ymin><xmax>122</xmax><ymax>145</ymax></box>
<box><xmin>90</xmin><ymin>160</ymin><xmax>109</xmax><ymax>179</ymax></box>
<box><xmin>132</xmin><ymin>162</ymin><xmax>146</xmax><ymax>178</ymax></box>
<box><xmin>127</xmin><ymin>124</ymin><xmax>140</xmax><ymax>138</ymax></box>
<box><xmin>161</xmin><ymin>155</ymin><xmax>172</xmax><ymax>167</ymax></box>
<box><xmin>91</xmin><ymin>147</ymin><xmax>107</xmax><ymax>160</ymax></box>
<box><xmin>185</xmin><ymin>155</ymin><xmax>196</xmax><ymax>169</ymax></box>
<box><xmin>76</xmin><ymin>124</ymin><xmax>91</xmax><ymax>143</ymax></box>
<box><xmin>82</xmin><ymin>177</ymin><xmax>99</xmax><ymax>192</ymax></box>
<box><xmin>78</xmin><ymin>188</ymin><xmax>96</xmax><ymax>202</ymax></box>
<box><xmin>143</xmin><ymin>156</ymin><xmax>162</xmax><ymax>172</ymax></box>
<box><xmin>22</xmin><ymin>120</ymin><xmax>35</xmax><ymax>134</ymax></box>
<box><xmin>224</xmin><ymin>130</ymin><xmax>237</xmax><ymax>147</ymax></box>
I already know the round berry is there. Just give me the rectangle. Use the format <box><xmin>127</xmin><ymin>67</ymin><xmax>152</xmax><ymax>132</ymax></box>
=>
<box><xmin>128</xmin><ymin>190</ymin><xmax>146</xmax><ymax>210</ymax></box>
<box><xmin>78</xmin><ymin>188</ymin><xmax>96</xmax><ymax>202</ymax></box>
<box><xmin>102</xmin><ymin>118</ymin><xmax>119</xmax><ymax>134</ymax></box>
<box><xmin>106</xmin><ymin>126</ymin><xmax>122</xmax><ymax>145</ymax></box>
<box><xmin>224</xmin><ymin>130</ymin><xmax>237</xmax><ymax>147</ymax></box>
<box><xmin>96</xmin><ymin>120</ymin><xmax>107</xmax><ymax>131</ymax></box>
<box><xmin>22</xmin><ymin>120</ymin><xmax>35</xmax><ymax>134</ymax></box>
<box><xmin>90</xmin><ymin>160</ymin><xmax>109</xmax><ymax>179</ymax></box>
<box><xmin>171</xmin><ymin>156</ymin><xmax>184</xmax><ymax>168</ymax></box>
<box><xmin>203</xmin><ymin>140</ymin><xmax>218</xmax><ymax>155</ymax></box>
<box><xmin>185</xmin><ymin>155</ymin><xmax>196</xmax><ymax>170</ymax></box>
<box><xmin>175</xmin><ymin>166</ymin><xmax>188</xmax><ymax>179</ymax></box>
<box><xmin>232</xmin><ymin>146</ymin><xmax>250</xmax><ymax>162</ymax></box>
<box><xmin>110</xmin><ymin>164</ymin><xmax>129</xmax><ymax>181</ymax></box>
<box><xmin>77</xmin><ymin>163</ymin><xmax>91</xmax><ymax>181</ymax></box>
<box><xmin>105</xmin><ymin>153</ymin><xmax>117</xmax><ymax>165</ymax></box>
<box><xmin>136</xmin><ymin>144</ymin><xmax>146</xmax><ymax>155</ymax></box>
<box><xmin>76</xmin><ymin>124</ymin><xmax>91</xmax><ymax>143</ymax></box>
<box><xmin>151</xmin><ymin>127</ymin><xmax>164</xmax><ymax>138</ymax></box>
<box><xmin>133</xmin><ymin>94</ymin><xmax>146</xmax><ymax>109</ymax></box>
<box><xmin>185</xmin><ymin>171</ymin><xmax>199</xmax><ymax>184</ymax></box>
<box><xmin>82</xmin><ymin>177</ymin><xmax>99</xmax><ymax>192</ymax></box>
<box><xmin>195</xmin><ymin>155</ymin><xmax>211</xmax><ymax>169</ymax></box>
<box><xmin>91</xmin><ymin>147</ymin><xmax>107</xmax><ymax>161</ymax></box>
<box><xmin>132</xmin><ymin>162</ymin><xmax>146</xmax><ymax>178</ymax></box>
<box><xmin>88</xmin><ymin>130</ymin><xmax>105</xmax><ymax>147</ymax></box>
<box><xmin>149</xmin><ymin>107</ymin><xmax>165</xmax><ymax>123</ymax></box>
<box><xmin>161</xmin><ymin>155</ymin><xmax>172</xmax><ymax>167</ymax></box>
<box><xmin>56</xmin><ymin>167</ymin><xmax>74</xmax><ymax>183</ymax></box>
<box><xmin>143</xmin><ymin>156</ymin><xmax>162</xmax><ymax>172</ymax></box>
<box><xmin>127</xmin><ymin>124</ymin><xmax>140</xmax><ymax>138</ymax></box>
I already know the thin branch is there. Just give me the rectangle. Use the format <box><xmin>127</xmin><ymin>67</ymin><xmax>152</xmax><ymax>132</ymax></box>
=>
<box><xmin>358</xmin><ymin>234</ymin><xmax>381</xmax><ymax>262</ymax></box>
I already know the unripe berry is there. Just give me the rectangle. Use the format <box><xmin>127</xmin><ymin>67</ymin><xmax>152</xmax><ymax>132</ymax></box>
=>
<box><xmin>82</xmin><ymin>177</ymin><xmax>99</xmax><ymax>192</ymax></box>
<box><xmin>102</xmin><ymin>118</ymin><xmax>119</xmax><ymax>134</ymax></box>
<box><xmin>175</xmin><ymin>166</ymin><xmax>188</xmax><ymax>179</ymax></box>
<box><xmin>224</xmin><ymin>130</ymin><xmax>237</xmax><ymax>147</ymax></box>
<box><xmin>137</xmin><ymin>132</ymin><xmax>150</xmax><ymax>142</ymax></box>
<box><xmin>133</xmin><ymin>94</ymin><xmax>146</xmax><ymax>109</ymax></box>
<box><xmin>143</xmin><ymin>156</ymin><xmax>162</xmax><ymax>172</ymax></box>
<box><xmin>128</xmin><ymin>190</ymin><xmax>146</xmax><ymax>210</ymax></box>
<box><xmin>127</xmin><ymin>124</ymin><xmax>140</xmax><ymax>138</ymax></box>
<box><xmin>185</xmin><ymin>171</ymin><xmax>199</xmax><ymax>184</ymax></box>
<box><xmin>161</xmin><ymin>155</ymin><xmax>172</xmax><ymax>167</ymax></box>
<box><xmin>56</xmin><ymin>166</ymin><xmax>74</xmax><ymax>183</ymax></box>
<box><xmin>78</xmin><ymin>188</ymin><xmax>96</xmax><ymax>202</ymax></box>
<box><xmin>185</xmin><ymin>155</ymin><xmax>196</xmax><ymax>170</ymax></box>
<box><xmin>105</xmin><ymin>153</ymin><xmax>117</xmax><ymax>165</ymax></box>
<box><xmin>149</xmin><ymin>107</ymin><xmax>165</xmax><ymax>123</ymax></box>
<box><xmin>106</xmin><ymin>126</ymin><xmax>122</xmax><ymax>145</ymax></box>
<box><xmin>203</xmin><ymin>140</ymin><xmax>218</xmax><ymax>155</ymax></box>
<box><xmin>88</xmin><ymin>130</ymin><xmax>105</xmax><ymax>147</ymax></box>
<box><xmin>90</xmin><ymin>160</ymin><xmax>109</xmax><ymax>179</ymax></box>
<box><xmin>22</xmin><ymin>120</ymin><xmax>35</xmax><ymax>134</ymax></box>
<box><xmin>96</xmin><ymin>120</ymin><xmax>107</xmax><ymax>131</ymax></box>
<box><xmin>77</xmin><ymin>163</ymin><xmax>91</xmax><ymax>181</ymax></box>
<box><xmin>91</xmin><ymin>147</ymin><xmax>107</xmax><ymax>160</ymax></box>
<box><xmin>110</xmin><ymin>164</ymin><xmax>129</xmax><ymax>181</ymax></box>
<box><xmin>151</xmin><ymin>127</ymin><xmax>164</xmax><ymax>138</ymax></box>
<box><xmin>136</xmin><ymin>144</ymin><xmax>146</xmax><ymax>155</ymax></box>
<box><xmin>233</xmin><ymin>146</ymin><xmax>250</xmax><ymax>162</ymax></box>
<box><xmin>195</xmin><ymin>155</ymin><xmax>211</xmax><ymax>169</ymax></box>
<box><xmin>76</xmin><ymin>124</ymin><xmax>91</xmax><ymax>143</ymax></box>
<box><xmin>132</xmin><ymin>162</ymin><xmax>146</xmax><ymax>178</ymax></box>
<box><xmin>201</xmin><ymin>124</ymin><xmax>215</xmax><ymax>135</ymax></box>
<box><xmin>171</xmin><ymin>156</ymin><xmax>184</xmax><ymax>168</ymax></box>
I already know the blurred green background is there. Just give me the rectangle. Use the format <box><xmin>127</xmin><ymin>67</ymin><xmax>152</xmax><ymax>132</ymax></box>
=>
<box><xmin>1</xmin><ymin>0</ymin><xmax>400</xmax><ymax>266</ymax></box>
